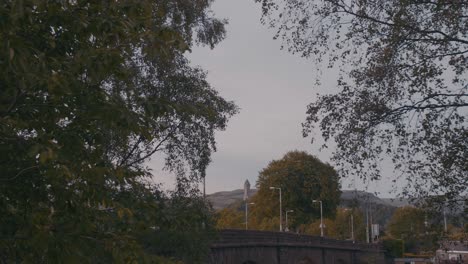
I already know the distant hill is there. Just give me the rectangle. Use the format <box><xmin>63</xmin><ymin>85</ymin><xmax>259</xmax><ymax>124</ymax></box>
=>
<box><xmin>207</xmin><ymin>189</ymin><xmax>405</xmax><ymax>210</ymax></box>
<box><xmin>381</xmin><ymin>197</ymin><xmax>410</xmax><ymax>207</ymax></box>
<box><xmin>207</xmin><ymin>189</ymin><xmax>258</xmax><ymax>210</ymax></box>
<box><xmin>207</xmin><ymin>189</ymin><xmax>464</xmax><ymax>227</ymax></box>
<box><xmin>207</xmin><ymin>189</ymin><xmax>405</xmax><ymax>226</ymax></box>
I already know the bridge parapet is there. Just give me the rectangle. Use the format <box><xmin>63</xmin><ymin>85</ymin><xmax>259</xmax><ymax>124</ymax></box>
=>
<box><xmin>209</xmin><ymin>229</ymin><xmax>386</xmax><ymax>264</ymax></box>
<box><xmin>214</xmin><ymin>229</ymin><xmax>382</xmax><ymax>251</ymax></box>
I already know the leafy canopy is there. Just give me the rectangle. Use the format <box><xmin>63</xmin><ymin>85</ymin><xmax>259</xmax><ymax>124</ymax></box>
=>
<box><xmin>215</xmin><ymin>207</ymin><xmax>245</xmax><ymax>230</ymax></box>
<box><xmin>255</xmin><ymin>0</ymin><xmax>468</xmax><ymax>204</ymax></box>
<box><xmin>386</xmin><ymin>206</ymin><xmax>438</xmax><ymax>253</ymax></box>
<box><xmin>0</xmin><ymin>0</ymin><xmax>236</xmax><ymax>262</ymax></box>
<box><xmin>250</xmin><ymin>151</ymin><xmax>341</xmax><ymax>230</ymax></box>
<box><xmin>387</xmin><ymin>206</ymin><xmax>426</xmax><ymax>240</ymax></box>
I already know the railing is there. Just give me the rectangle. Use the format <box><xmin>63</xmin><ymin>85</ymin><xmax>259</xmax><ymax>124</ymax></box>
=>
<box><xmin>212</xmin><ymin>229</ymin><xmax>383</xmax><ymax>252</ymax></box>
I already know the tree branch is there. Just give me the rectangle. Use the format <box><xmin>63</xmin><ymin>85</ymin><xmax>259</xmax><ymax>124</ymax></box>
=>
<box><xmin>124</xmin><ymin>133</ymin><xmax>172</xmax><ymax>168</ymax></box>
<box><xmin>0</xmin><ymin>166</ymin><xmax>39</xmax><ymax>182</ymax></box>
<box><xmin>0</xmin><ymin>88</ymin><xmax>21</xmax><ymax>118</ymax></box>
<box><xmin>118</xmin><ymin>136</ymin><xmax>144</xmax><ymax>166</ymax></box>
<box><xmin>330</xmin><ymin>1</ymin><xmax>468</xmax><ymax>45</ymax></box>
<box><xmin>368</xmin><ymin>93</ymin><xmax>468</xmax><ymax>124</ymax></box>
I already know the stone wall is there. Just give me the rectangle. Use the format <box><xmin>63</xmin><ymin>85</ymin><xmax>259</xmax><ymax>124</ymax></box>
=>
<box><xmin>209</xmin><ymin>229</ymin><xmax>386</xmax><ymax>264</ymax></box>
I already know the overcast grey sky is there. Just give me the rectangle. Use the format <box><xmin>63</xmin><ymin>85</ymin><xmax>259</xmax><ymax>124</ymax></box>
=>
<box><xmin>149</xmin><ymin>0</ymin><xmax>397</xmax><ymax>197</ymax></box>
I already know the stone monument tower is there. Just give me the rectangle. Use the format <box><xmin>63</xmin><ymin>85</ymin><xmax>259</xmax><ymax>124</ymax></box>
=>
<box><xmin>243</xmin><ymin>180</ymin><xmax>250</xmax><ymax>201</ymax></box>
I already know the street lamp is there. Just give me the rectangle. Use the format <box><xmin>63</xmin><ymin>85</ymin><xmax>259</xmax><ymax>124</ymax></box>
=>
<box><xmin>245</xmin><ymin>202</ymin><xmax>255</xmax><ymax>230</ymax></box>
<box><xmin>344</xmin><ymin>208</ymin><xmax>355</xmax><ymax>242</ymax></box>
<box><xmin>424</xmin><ymin>213</ymin><xmax>429</xmax><ymax>235</ymax></box>
<box><xmin>270</xmin><ymin>186</ymin><xmax>282</xmax><ymax>232</ymax></box>
<box><xmin>313</xmin><ymin>200</ymin><xmax>324</xmax><ymax>237</ymax></box>
<box><xmin>285</xmin><ymin>210</ymin><xmax>294</xmax><ymax>232</ymax></box>
<box><xmin>443</xmin><ymin>205</ymin><xmax>448</xmax><ymax>233</ymax></box>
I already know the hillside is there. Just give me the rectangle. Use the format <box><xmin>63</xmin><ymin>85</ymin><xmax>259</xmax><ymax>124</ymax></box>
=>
<box><xmin>207</xmin><ymin>189</ymin><xmax>403</xmax><ymax>226</ymax></box>
<box><xmin>207</xmin><ymin>189</ymin><xmax>404</xmax><ymax>210</ymax></box>
<box><xmin>207</xmin><ymin>189</ymin><xmax>465</xmax><ymax>228</ymax></box>
<box><xmin>207</xmin><ymin>189</ymin><xmax>258</xmax><ymax>210</ymax></box>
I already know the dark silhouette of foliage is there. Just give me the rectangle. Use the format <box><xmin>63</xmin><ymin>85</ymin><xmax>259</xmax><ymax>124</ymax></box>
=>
<box><xmin>0</xmin><ymin>1</ymin><xmax>236</xmax><ymax>262</ymax></box>
<box><xmin>256</xmin><ymin>0</ymin><xmax>468</xmax><ymax>205</ymax></box>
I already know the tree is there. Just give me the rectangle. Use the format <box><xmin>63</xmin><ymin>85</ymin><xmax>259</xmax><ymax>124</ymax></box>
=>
<box><xmin>333</xmin><ymin>208</ymin><xmax>366</xmax><ymax>241</ymax></box>
<box><xmin>302</xmin><ymin>218</ymin><xmax>337</xmax><ymax>237</ymax></box>
<box><xmin>299</xmin><ymin>207</ymin><xmax>366</xmax><ymax>240</ymax></box>
<box><xmin>388</xmin><ymin>207</ymin><xmax>426</xmax><ymax>240</ymax></box>
<box><xmin>250</xmin><ymin>151</ymin><xmax>341</xmax><ymax>230</ymax></box>
<box><xmin>387</xmin><ymin>206</ymin><xmax>436</xmax><ymax>253</ymax></box>
<box><xmin>0</xmin><ymin>1</ymin><xmax>236</xmax><ymax>262</ymax></box>
<box><xmin>382</xmin><ymin>238</ymin><xmax>405</xmax><ymax>259</ymax></box>
<box><xmin>255</xmin><ymin>0</ymin><xmax>468</xmax><ymax>204</ymax></box>
<box><xmin>215</xmin><ymin>207</ymin><xmax>245</xmax><ymax>230</ymax></box>
<box><xmin>139</xmin><ymin>185</ymin><xmax>218</xmax><ymax>263</ymax></box>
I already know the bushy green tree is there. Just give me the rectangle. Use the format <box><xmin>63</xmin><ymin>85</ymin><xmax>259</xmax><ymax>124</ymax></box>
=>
<box><xmin>387</xmin><ymin>206</ymin><xmax>437</xmax><ymax>253</ymax></box>
<box><xmin>250</xmin><ymin>151</ymin><xmax>341</xmax><ymax>231</ymax></box>
<box><xmin>139</xmin><ymin>184</ymin><xmax>218</xmax><ymax>263</ymax></box>
<box><xmin>215</xmin><ymin>207</ymin><xmax>244</xmax><ymax>230</ymax></box>
<box><xmin>333</xmin><ymin>208</ymin><xmax>366</xmax><ymax>241</ymax></box>
<box><xmin>0</xmin><ymin>1</ymin><xmax>236</xmax><ymax>262</ymax></box>
<box><xmin>388</xmin><ymin>207</ymin><xmax>426</xmax><ymax>240</ymax></box>
<box><xmin>297</xmin><ymin>207</ymin><xmax>366</xmax><ymax>240</ymax></box>
<box><xmin>382</xmin><ymin>238</ymin><xmax>404</xmax><ymax>259</ymax></box>
<box><xmin>300</xmin><ymin>218</ymin><xmax>336</xmax><ymax>237</ymax></box>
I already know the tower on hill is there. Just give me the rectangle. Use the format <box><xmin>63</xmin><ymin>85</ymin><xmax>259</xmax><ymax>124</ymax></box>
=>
<box><xmin>243</xmin><ymin>180</ymin><xmax>250</xmax><ymax>201</ymax></box>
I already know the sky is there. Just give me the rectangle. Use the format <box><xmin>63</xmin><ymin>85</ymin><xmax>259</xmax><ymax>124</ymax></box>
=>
<box><xmin>148</xmin><ymin>0</ymin><xmax>396</xmax><ymax>197</ymax></box>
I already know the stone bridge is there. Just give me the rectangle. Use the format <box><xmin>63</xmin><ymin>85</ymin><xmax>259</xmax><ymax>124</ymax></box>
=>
<box><xmin>209</xmin><ymin>229</ymin><xmax>386</xmax><ymax>264</ymax></box>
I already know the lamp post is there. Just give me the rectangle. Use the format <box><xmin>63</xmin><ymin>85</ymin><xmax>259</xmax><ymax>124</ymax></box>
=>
<box><xmin>313</xmin><ymin>200</ymin><xmax>324</xmax><ymax>237</ymax></box>
<box><xmin>285</xmin><ymin>210</ymin><xmax>294</xmax><ymax>232</ymax></box>
<box><xmin>270</xmin><ymin>186</ymin><xmax>282</xmax><ymax>232</ymax></box>
<box><xmin>312</xmin><ymin>200</ymin><xmax>323</xmax><ymax>237</ymax></box>
<box><xmin>343</xmin><ymin>208</ymin><xmax>355</xmax><ymax>242</ymax></box>
<box><xmin>245</xmin><ymin>202</ymin><xmax>255</xmax><ymax>230</ymax></box>
<box><xmin>366</xmin><ymin>202</ymin><xmax>370</xmax><ymax>243</ymax></box>
<box><xmin>424</xmin><ymin>213</ymin><xmax>429</xmax><ymax>235</ymax></box>
<box><xmin>443</xmin><ymin>205</ymin><xmax>448</xmax><ymax>233</ymax></box>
